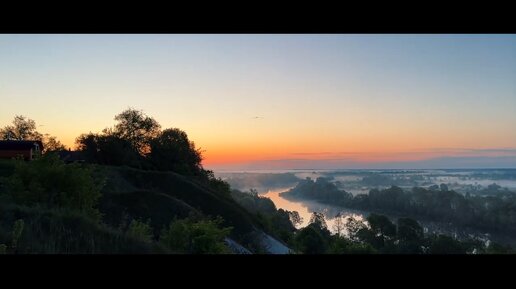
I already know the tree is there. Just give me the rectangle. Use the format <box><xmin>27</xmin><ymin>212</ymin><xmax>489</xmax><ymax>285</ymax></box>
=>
<box><xmin>427</xmin><ymin>234</ymin><xmax>467</xmax><ymax>254</ymax></box>
<box><xmin>345</xmin><ymin>216</ymin><xmax>368</xmax><ymax>242</ymax></box>
<box><xmin>149</xmin><ymin>128</ymin><xmax>203</xmax><ymax>175</ymax></box>
<box><xmin>0</xmin><ymin>115</ymin><xmax>43</xmax><ymax>140</ymax></box>
<box><xmin>42</xmin><ymin>134</ymin><xmax>66</xmax><ymax>153</ymax></box>
<box><xmin>367</xmin><ymin>214</ymin><xmax>396</xmax><ymax>240</ymax></box>
<box><xmin>397</xmin><ymin>218</ymin><xmax>424</xmax><ymax>242</ymax></box>
<box><xmin>332</xmin><ymin>213</ymin><xmax>346</xmax><ymax>236</ymax></box>
<box><xmin>112</xmin><ymin>108</ymin><xmax>161</xmax><ymax>155</ymax></box>
<box><xmin>0</xmin><ymin>115</ymin><xmax>43</xmax><ymax>141</ymax></box>
<box><xmin>294</xmin><ymin>225</ymin><xmax>328</xmax><ymax>254</ymax></box>
<box><xmin>359</xmin><ymin>214</ymin><xmax>397</xmax><ymax>251</ymax></box>
<box><xmin>396</xmin><ymin>217</ymin><xmax>424</xmax><ymax>253</ymax></box>
<box><xmin>309</xmin><ymin>212</ymin><xmax>328</xmax><ymax>231</ymax></box>
<box><xmin>288</xmin><ymin>211</ymin><xmax>303</xmax><ymax>228</ymax></box>
<box><xmin>75</xmin><ymin>133</ymin><xmax>99</xmax><ymax>162</ymax></box>
<box><xmin>75</xmin><ymin>132</ymin><xmax>143</xmax><ymax>168</ymax></box>
<box><xmin>1</xmin><ymin>115</ymin><xmax>66</xmax><ymax>154</ymax></box>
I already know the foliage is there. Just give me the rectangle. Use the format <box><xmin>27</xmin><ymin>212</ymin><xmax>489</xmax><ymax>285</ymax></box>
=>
<box><xmin>160</xmin><ymin>216</ymin><xmax>232</xmax><ymax>254</ymax></box>
<box><xmin>309</xmin><ymin>211</ymin><xmax>329</xmax><ymax>231</ymax></box>
<box><xmin>0</xmin><ymin>115</ymin><xmax>42</xmax><ymax>141</ymax></box>
<box><xmin>42</xmin><ymin>134</ymin><xmax>66</xmax><ymax>153</ymax></box>
<box><xmin>112</xmin><ymin>108</ymin><xmax>161</xmax><ymax>155</ymax></box>
<box><xmin>76</xmin><ymin>133</ymin><xmax>144</xmax><ymax>168</ymax></box>
<box><xmin>3</xmin><ymin>154</ymin><xmax>104</xmax><ymax>221</ymax></box>
<box><xmin>75</xmin><ymin>108</ymin><xmax>230</xmax><ymax>199</ymax></box>
<box><xmin>288</xmin><ymin>211</ymin><xmax>303</xmax><ymax>228</ymax></box>
<box><xmin>230</xmin><ymin>189</ymin><xmax>296</xmax><ymax>244</ymax></box>
<box><xmin>307</xmin><ymin>212</ymin><xmax>492</xmax><ymax>254</ymax></box>
<box><xmin>351</xmin><ymin>214</ymin><xmax>397</xmax><ymax>252</ymax></box>
<box><xmin>149</xmin><ymin>128</ymin><xmax>203</xmax><ymax>175</ymax></box>
<box><xmin>0</xmin><ymin>202</ymin><xmax>166</xmax><ymax>253</ymax></box>
<box><xmin>0</xmin><ymin>115</ymin><xmax>65</xmax><ymax>153</ymax></box>
<box><xmin>427</xmin><ymin>234</ymin><xmax>468</xmax><ymax>254</ymax></box>
<box><xmin>345</xmin><ymin>216</ymin><xmax>368</xmax><ymax>242</ymax></box>
<box><xmin>126</xmin><ymin>219</ymin><xmax>154</xmax><ymax>243</ymax></box>
<box><xmin>282</xmin><ymin>177</ymin><xmax>353</xmax><ymax>204</ymax></box>
<box><xmin>282</xmin><ymin>178</ymin><xmax>516</xmax><ymax>237</ymax></box>
<box><xmin>293</xmin><ymin>225</ymin><xmax>328</xmax><ymax>254</ymax></box>
<box><xmin>328</xmin><ymin>236</ymin><xmax>377</xmax><ymax>254</ymax></box>
<box><xmin>396</xmin><ymin>217</ymin><xmax>425</xmax><ymax>253</ymax></box>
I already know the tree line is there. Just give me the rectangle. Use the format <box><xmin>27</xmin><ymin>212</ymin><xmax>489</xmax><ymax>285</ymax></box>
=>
<box><xmin>1</xmin><ymin>109</ymin><xmax>230</xmax><ymax>197</ymax></box>
<box><xmin>291</xmin><ymin>211</ymin><xmax>511</xmax><ymax>254</ymax></box>
<box><xmin>281</xmin><ymin>177</ymin><xmax>516</xmax><ymax>237</ymax></box>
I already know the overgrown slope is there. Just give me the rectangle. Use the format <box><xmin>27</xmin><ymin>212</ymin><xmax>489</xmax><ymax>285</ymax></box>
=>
<box><xmin>98</xmin><ymin>165</ymin><xmax>264</xmax><ymax>242</ymax></box>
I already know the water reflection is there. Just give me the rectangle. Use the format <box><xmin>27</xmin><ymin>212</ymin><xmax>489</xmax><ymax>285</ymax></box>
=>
<box><xmin>262</xmin><ymin>187</ymin><xmax>365</xmax><ymax>234</ymax></box>
<box><xmin>258</xmin><ymin>188</ymin><xmax>510</xmax><ymax>245</ymax></box>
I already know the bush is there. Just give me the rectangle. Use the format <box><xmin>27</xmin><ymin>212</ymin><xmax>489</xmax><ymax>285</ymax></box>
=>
<box><xmin>0</xmin><ymin>202</ymin><xmax>167</xmax><ymax>253</ymax></box>
<box><xmin>160</xmin><ymin>216</ymin><xmax>232</xmax><ymax>254</ymax></box>
<box><xmin>126</xmin><ymin>219</ymin><xmax>154</xmax><ymax>243</ymax></box>
<box><xmin>3</xmin><ymin>154</ymin><xmax>104</xmax><ymax>221</ymax></box>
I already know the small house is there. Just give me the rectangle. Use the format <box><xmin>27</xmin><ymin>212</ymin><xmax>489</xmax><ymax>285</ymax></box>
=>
<box><xmin>0</xmin><ymin>140</ymin><xmax>43</xmax><ymax>160</ymax></box>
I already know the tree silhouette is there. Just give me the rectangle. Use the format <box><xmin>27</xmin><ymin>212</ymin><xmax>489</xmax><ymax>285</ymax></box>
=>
<box><xmin>288</xmin><ymin>211</ymin><xmax>303</xmax><ymax>228</ymax></box>
<box><xmin>309</xmin><ymin>211</ymin><xmax>328</xmax><ymax>231</ymax></box>
<box><xmin>112</xmin><ymin>108</ymin><xmax>161</xmax><ymax>155</ymax></box>
<box><xmin>42</xmin><ymin>134</ymin><xmax>66</xmax><ymax>153</ymax></box>
<box><xmin>1</xmin><ymin>115</ymin><xmax>65</xmax><ymax>153</ymax></box>
<box><xmin>0</xmin><ymin>115</ymin><xmax>42</xmax><ymax>140</ymax></box>
<box><xmin>332</xmin><ymin>213</ymin><xmax>346</xmax><ymax>236</ymax></box>
<box><xmin>149</xmin><ymin>128</ymin><xmax>203</xmax><ymax>175</ymax></box>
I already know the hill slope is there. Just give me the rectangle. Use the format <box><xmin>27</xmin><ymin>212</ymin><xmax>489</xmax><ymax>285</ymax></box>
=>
<box><xmin>98</xmin><ymin>166</ymin><xmax>262</xmax><ymax>240</ymax></box>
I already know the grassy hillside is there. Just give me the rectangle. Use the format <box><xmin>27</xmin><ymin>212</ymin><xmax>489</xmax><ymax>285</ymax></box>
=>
<box><xmin>0</xmin><ymin>202</ymin><xmax>169</xmax><ymax>253</ymax></box>
<box><xmin>98</xmin><ymin>165</ymin><xmax>262</xmax><ymax>239</ymax></box>
<box><xmin>0</xmin><ymin>159</ymin><xmax>269</xmax><ymax>252</ymax></box>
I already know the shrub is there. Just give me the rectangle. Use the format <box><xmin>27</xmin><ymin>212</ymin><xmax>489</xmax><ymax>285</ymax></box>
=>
<box><xmin>160</xmin><ymin>216</ymin><xmax>232</xmax><ymax>254</ymax></box>
<box><xmin>3</xmin><ymin>154</ymin><xmax>104</xmax><ymax>221</ymax></box>
<box><xmin>126</xmin><ymin>219</ymin><xmax>154</xmax><ymax>243</ymax></box>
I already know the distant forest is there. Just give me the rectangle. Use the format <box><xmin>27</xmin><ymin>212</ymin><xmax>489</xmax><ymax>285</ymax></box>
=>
<box><xmin>281</xmin><ymin>177</ymin><xmax>516</xmax><ymax>237</ymax></box>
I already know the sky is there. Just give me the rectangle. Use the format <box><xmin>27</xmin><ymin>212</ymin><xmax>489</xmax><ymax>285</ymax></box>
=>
<box><xmin>1</xmin><ymin>34</ymin><xmax>515</xmax><ymax>170</ymax></box>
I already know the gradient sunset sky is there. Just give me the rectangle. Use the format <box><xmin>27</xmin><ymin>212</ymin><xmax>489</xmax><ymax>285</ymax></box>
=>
<box><xmin>1</xmin><ymin>34</ymin><xmax>515</xmax><ymax>170</ymax></box>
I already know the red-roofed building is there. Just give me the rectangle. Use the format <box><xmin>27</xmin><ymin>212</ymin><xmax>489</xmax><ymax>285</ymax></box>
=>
<box><xmin>0</xmin><ymin>140</ymin><xmax>43</xmax><ymax>160</ymax></box>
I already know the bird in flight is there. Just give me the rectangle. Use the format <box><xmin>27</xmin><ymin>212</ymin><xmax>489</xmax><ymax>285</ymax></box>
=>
<box><xmin>252</xmin><ymin>116</ymin><xmax>263</xmax><ymax>119</ymax></box>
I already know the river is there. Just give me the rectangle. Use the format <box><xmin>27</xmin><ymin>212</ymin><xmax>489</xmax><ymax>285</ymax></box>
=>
<box><xmin>262</xmin><ymin>187</ymin><xmax>366</xmax><ymax>235</ymax></box>
<box><xmin>261</xmin><ymin>187</ymin><xmax>507</xmax><ymax>245</ymax></box>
